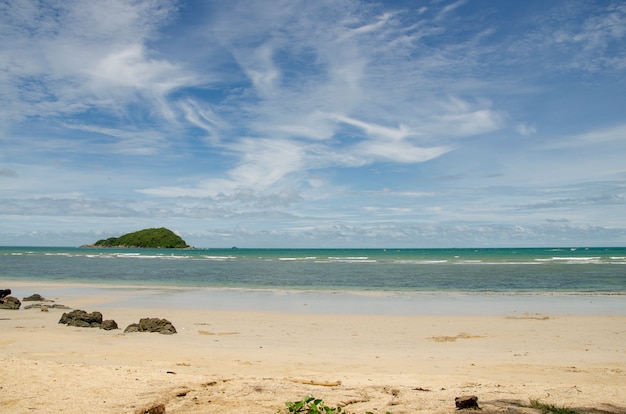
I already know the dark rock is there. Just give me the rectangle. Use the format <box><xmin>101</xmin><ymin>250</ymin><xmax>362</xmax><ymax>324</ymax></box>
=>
<box><xmin>59</xmin><ymin>310</ymin><xmax>103</xmax><ymax>328</ymax></box>
<box><xmin>0</xmin><ymin>296</ymin><xmax>21</xmax><ymax>310</ymax></box>
<box><xmin>142</xmin><ymin>403</ymin><xmax>166</xmax><ymax>414</ymax></box>
<box><xmin>140</xmin><ymin>318</ymin><xmax>177</xmax><ymax>335</ymax></box>
<box><xmin>125</xmin><ymin>318</ymin><xmax>177</xmax><ymax>335</ymax></box>
<box><xmin>100</xmin><ymin>319</ymin><xmax>119</xmax><ymax>330</ymax></box>
<box><xmin>124</xmin><ymin>323</ymin><xmax>140</xmax><ymax>333</ymax></box>
<box><xmin>455</xmin><ymin>395</ymin><xmax>479</xmax><ymax>410</ymax></box>
<box><xmin>23</xmin><ymin>293</ymin><xmax>46</xmax><ymax>301</ymax></box>
<box><xmin>24</xmin><ymin>303</ymin><xmax>70</xmax><ymax>310</ymax></box>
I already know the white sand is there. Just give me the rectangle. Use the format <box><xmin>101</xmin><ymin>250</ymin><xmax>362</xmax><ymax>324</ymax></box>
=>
<box><xmin>0</xmin><ymin>282</ymin><xmax>624</xmax><ymax>413</ymax></box>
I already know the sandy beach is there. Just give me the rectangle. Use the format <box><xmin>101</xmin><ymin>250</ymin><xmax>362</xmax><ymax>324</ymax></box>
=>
<box><xmin>1</xmin><ymin>283</ymin><xmax>625</xmax><ymax>413</ymax></box>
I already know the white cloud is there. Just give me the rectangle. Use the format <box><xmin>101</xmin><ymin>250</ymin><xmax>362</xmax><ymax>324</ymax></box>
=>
<box><xmin>439</xmin><ymin>0</ymin><xmax>468</xmax><ymax>18</ymax></box>
<box><xmin>0</xmin><ymin>0</ymin><xmax>193</xmax><ymax>124</ymax></box>
<box><xmin>341</xmin><ymin>11</ymin><xmax>396</xmax><ymax>39</ymax></box>
<box><xmin>139</xmin><ymin>137</ymin><xmax>307</xmax><ymax>197</ymax></box>
<box><xmin>573</xmin><ymin>123</ymin><xmax>626</xmax><ymax>145</ymax></box>
<box><xmin>516</xmin><ymin>122</ymin><xmax>537</xmax><ymax>136</ymax></box>
<box><xmin>90</xmin><ymin>44</ymin><xmax>188</xmax><ymax>90</ymax></box>
<box><xmin>227</xmin><ymin>138</ymin><xmax>305</xmax><ymax>188</ymax></box>
<box><xmin>241</xmin><ymin>43</ymin><xmax>281</xmax><ymax>98</ymax></box>
<box><xmin>543</xmin><ymin>123</ymin><xmax>626</xmax><ymax>150</ymax></box>
<box><xmin>356</xmin><ymin>140</ymin><xmax>452</xmax><ymax>163</ymax></box>
<box><xmin>180</xmin><ymin>100</ymin><xmax>229</xmax><ymax>142</ymax></box>
<box><xmin>434</xmin><ymin>108</ymin><xmax>504</xmax><ymax>137</ymax></box>
<box><xmin>331</xmin><ymin>114</ymin><xmax>414</xmax><ymax>141</ymax></box>
<box><xmin>506</xmin><ymin>2</ymin><xmax>626</xmax><ymax>73</ymax></box>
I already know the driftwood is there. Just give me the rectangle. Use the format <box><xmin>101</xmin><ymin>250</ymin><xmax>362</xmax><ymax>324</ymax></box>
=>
<box><xmin>287</xmin><ymin>378</ymin><xmax>342</xmax><ymax>387</ymax></box>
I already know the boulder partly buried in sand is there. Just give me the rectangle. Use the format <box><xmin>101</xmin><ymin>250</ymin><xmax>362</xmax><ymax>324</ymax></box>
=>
<box><xmin>23</xmin><ymin>293</ymin><xmax>47</xmax><ymax>301</ymax></box>
<box><xmin>0</xmin><ymin>296</ymin><xmax>21</xmax><ymax>310</ymax></box>
<box><xmin>139</xmin><ymin>403</ymin><xmax>166</xmax><ymax>414</ymax></box>
<box><xmin>125</xmin><ymin>318</ymin><xmax>177</xmax><ymax>335</ymax></box>
<box><xmin>59</xmin><ymin>309</ymin><xmax>103</xmax><ymax>328</ymax></box>
<box><xmin>455</xmin><ymin>395</ymin><xmax>479</xmax><ymax>410</ymax></box>
<box><xmin>100</xmin><ymin>319</ymin><xmax>119</xmax><ymax>330</ymax></box>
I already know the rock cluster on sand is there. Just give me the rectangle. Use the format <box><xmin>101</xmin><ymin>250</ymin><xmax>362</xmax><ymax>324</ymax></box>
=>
<box><xmin>59</xmin><ymin>310</ymin><xmax>103</xmax><ymax>327</ymax></box>
<box><xmin>21</xmin><ymin>293</ymin><xmax>71</xmax><ymax>310</ymax></box>
<box><xmin>58</xmin><ymin>309</ymin><xmax>119</xmax><ymax>330</ymax></box>
<box><xmin>58</xmin><ymin>311</ymin><xmax>176</xmax><ymax>334</ymax></box>
<box><xmin>125</xmin><ymin>318</ymin><xmax>177</xmax><ymax>335</ymax></box>
<box><xmin>24</xmin><ymin>303</ymin><xmax>71</xmax><ymax>310</ymax></box>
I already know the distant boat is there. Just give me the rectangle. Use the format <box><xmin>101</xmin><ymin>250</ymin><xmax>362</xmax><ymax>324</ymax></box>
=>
<box><xmin>231</xmin><ymin>246</ymin><xmax>238</xmax><ymax>250</ymax></box>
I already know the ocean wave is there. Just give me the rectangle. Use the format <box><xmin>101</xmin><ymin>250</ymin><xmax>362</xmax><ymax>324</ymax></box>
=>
<box><xmin>533</xmin><ymin>257</ymin><xmax>604</xmax><ymax>264</ymax></box>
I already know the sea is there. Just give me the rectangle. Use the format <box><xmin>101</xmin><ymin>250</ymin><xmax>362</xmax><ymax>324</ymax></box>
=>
<box><xmin>2</xmin><ymin>246</ymin><xmax>625</xmax><ymax>314</ymax></box>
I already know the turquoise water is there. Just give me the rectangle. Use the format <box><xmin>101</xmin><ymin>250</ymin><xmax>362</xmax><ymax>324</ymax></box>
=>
<box><xmin>1</xmin><ymin>246</ymin><xmax>625</xmax><ymax>293</ymax></box>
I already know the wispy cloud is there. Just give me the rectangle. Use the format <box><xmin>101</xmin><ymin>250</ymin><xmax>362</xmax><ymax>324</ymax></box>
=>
<box><xmin>438</xmin><ymin>0</ymin><xmax>468</xmax><ymax>19</ymax></box>
<box><xmin>0</xmin><ymin>0</ymin><xmax>186</xmax><ymax>120</ymax></box>
<box><xmin>516</xmin><ymin>123</ymin><xmax>537</xmax><ymax>136</ymax></box>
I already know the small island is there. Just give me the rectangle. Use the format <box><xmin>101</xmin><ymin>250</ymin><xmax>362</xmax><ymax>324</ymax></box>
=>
<box><xmin>85</xmin><ymin>228</ymin><xmax>190</xmax><ymax>249</ymax></box>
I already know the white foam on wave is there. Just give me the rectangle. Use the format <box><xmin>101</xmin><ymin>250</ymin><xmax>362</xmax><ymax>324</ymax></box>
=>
<box><xmin>551</xmin><ymin>256</ymin><xmax>601</xmax><ymax>261</ymax></box>
<box><xmin>278</xmin><ymin>257</ymin><xmax>317</xmax><ymax>261</ymax></box>
<box><xmin>393</xmin><ymin>260</ymin><xmax>449</xmax><ymax>264</ymax></box>
<box><xmin>200</xmin><ymin>255</ymin><xmax>236</xmax><ymax>261</ymax></box>
<box><xmin>317</xmin><ymin>257</ymin><xmax>377</xmax><ymax>263</ymax></box>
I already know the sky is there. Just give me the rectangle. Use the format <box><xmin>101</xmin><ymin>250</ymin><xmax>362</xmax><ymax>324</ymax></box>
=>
<box><xmin>1</xmin><ymin>0</ymin><xmax>625</xmax><ymax>248</ymax></box>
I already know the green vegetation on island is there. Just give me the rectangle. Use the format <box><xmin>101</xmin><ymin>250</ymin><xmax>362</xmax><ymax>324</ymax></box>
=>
<box><xmin>90</xmin><ymin>228</ymin><xmax>190</xmax><ymax>249</ymax></box>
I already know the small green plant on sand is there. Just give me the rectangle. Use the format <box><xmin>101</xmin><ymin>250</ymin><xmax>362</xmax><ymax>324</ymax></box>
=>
<box><xmin>529</xmin><ymin>399</ymin><xmax>579</xmax><ymax>414</ymax></box>
<box><xmin>281</xmin><ymin>396</ymin><xmax>390</xmax><ymax>414</ymax></box>
<box><xmin>282</xmin><ymin>396</ymin><xmax>343</xmax><ymax>413</ymax></box>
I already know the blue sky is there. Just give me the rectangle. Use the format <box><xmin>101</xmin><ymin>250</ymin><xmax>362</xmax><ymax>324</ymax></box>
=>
<box><xmin>1</xmin><ymin>0</ymin><xmax>625</xmax><ymax>248</ymax></box>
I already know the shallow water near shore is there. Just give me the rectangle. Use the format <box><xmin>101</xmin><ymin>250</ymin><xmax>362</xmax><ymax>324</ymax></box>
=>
<box><xmin>2</xmin><ymin>246</ymin><xmax>625</xmax><ymax>291</ymax></box>
<box><xmin>6</xmin><ymin>280</ymin><xmax>626</xmax><ymax>316</ymax></box>
<box><xmin>2</xmin><ymin>246</ymin><xmax>625</xmax><ymax>315</ymax></box>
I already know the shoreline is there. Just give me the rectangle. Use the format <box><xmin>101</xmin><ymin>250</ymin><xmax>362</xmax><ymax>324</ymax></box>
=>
<box><xmin>3</xmin><ymin>280</ymin><xmax>625</xmax><ymax>316</ymax></box>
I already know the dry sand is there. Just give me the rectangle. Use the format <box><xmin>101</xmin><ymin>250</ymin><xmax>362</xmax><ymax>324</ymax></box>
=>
<box><xmin>0</xmin><ymin>284</ymin><xmax>625</xmax><ymax>413</ymax></box>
